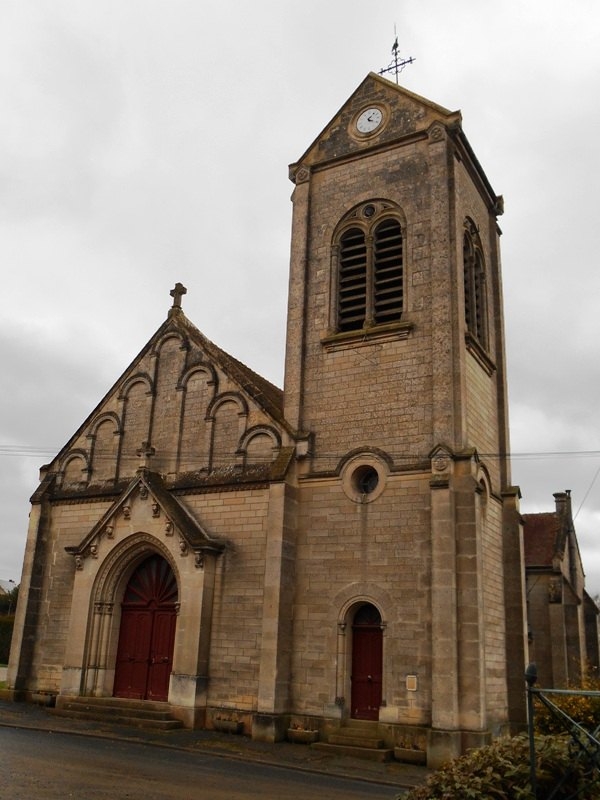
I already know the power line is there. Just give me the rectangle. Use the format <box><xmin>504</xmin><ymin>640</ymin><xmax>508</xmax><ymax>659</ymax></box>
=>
<box><xmin>1</xmin><ymin>444</ymin><xmax>600</xmax><ymax>461</ymax></box>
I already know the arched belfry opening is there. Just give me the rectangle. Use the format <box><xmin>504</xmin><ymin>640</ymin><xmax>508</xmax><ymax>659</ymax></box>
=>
<box><xmin>350</xmin><ymin>603</ymin><xmax>383</xmax><ymax>720</ymax></box>
<box><xmin>113</xmin><ymin>554</ymin><xmax>178</xmax><ymax>701</ymax></box>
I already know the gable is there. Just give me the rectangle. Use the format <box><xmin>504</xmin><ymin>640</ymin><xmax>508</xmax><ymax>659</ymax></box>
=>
<box><xmin>290</xmin><ymin>72</ymin><xmax>461</xmax><ymax>175</ymax></box>
<box><xmin>523</xmin><ymin>507</ymin><xmax>586</xmax><ymax>595</ymax></box>
<box><xmin>289</xmin><ymin>73</ymin><xmax>500</xmax><ymax>215</ymax></box>
<box><xmin>40</xmin><ymin>299</ymin><xmax>297</xmax><ymax>496</ymax></box>
<box><xmin>65</xmin><ymin>469</ymin><xmax>225</xmax><ymax>567</ymax></box>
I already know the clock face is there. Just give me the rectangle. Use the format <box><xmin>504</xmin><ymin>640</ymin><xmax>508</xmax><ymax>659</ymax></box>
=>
<box><xmin>356</xmin><ymin>107</ymin><xmax>383</xmax><ymax>134</ymax></box>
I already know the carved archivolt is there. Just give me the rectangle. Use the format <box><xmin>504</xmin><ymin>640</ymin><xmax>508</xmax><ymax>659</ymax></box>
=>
<box><xmin>92</xmin><ymin>533</ymin><xmax>179</xmax><ymax>605</ymax></box>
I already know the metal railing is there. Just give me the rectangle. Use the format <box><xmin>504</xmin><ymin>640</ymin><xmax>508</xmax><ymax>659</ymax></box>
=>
<box><xmin>525</xmin><ymin>663</ymin><xmax>600</xmax><ymax>799</ymax></box>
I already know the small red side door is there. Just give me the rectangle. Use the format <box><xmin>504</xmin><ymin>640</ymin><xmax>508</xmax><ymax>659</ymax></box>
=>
<box><xmin>351</xmin><ymin>604</ymin><xmax>383</xmax><ymax>720</ymax></box>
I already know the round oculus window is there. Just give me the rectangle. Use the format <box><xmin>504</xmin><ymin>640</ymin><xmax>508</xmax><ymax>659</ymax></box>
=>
<box><xmin>341</xmin><ymin>456</ymin><xmax>388</xmax><ymax>503</ymax></box>
<box><xmin>353</xmin><ymin>465</ymin><xmax>379</xmax><ymax>495</ymax></box>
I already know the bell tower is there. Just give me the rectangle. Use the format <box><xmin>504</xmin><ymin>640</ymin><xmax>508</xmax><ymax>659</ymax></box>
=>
<box><xmin>283</xmin><ymin>73</ymin><xmax>526</xmax><ymax>766</ymax></box>
<box><xmin>284</xmin><ymin>72</ymin><xmax>511</xmax><ymax>470</ymax></box>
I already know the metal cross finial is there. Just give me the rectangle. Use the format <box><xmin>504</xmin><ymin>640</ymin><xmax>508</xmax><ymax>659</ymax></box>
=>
<box><xmin>378</xmin><ymin>28</ymin><xmax>414</xmax><ymax>84</ymax></box>
<box><xmin>170</xmin><ymin>282</ymin><xmax>187</xmax><ymax>309</ymax></box>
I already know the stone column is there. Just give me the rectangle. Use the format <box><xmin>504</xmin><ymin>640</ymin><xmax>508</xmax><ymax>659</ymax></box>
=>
<box><xmin>253</xmin><ymin>481</ymin><xmax>296</xmax><ymax>742</ymax></box>
<box><xmin>170</xmin><ymin>553</ymin><xmax>217</xmax><ymax>728</ymax></box>
<box><xmin>7</xmin><ymin>481</ymin><xmax>51</xmax><ymax>693</ymax></box>
<box><xmin>283</xmin><ymin>166</ymin><xmax>311</xmax><ymax>432</ymax></box>
<box><xmin>428</xmin><ymin>451</ymin><xmax>461</xmax><ymax>767</ymax></box>
<box><xmin>61</xmin><ymin>557</ymin><xmax>98</xmax><ymax>696</ymax></box>
<box><xmin>502</xmin><ymin>487</ymin><xmax>528</xmax><ymax>731</ymax></box>
<box><xmin>549</xmin><ymin>599</ymin><xmax>567</xmax><ymax>686</ymax></box>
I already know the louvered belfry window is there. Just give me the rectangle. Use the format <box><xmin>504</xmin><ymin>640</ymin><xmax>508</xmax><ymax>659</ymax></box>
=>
<box><xmin>339</xmin><ymin>228</ymin><xmax>368</xmax><ymax>331</ymax></box>
<box><xmin>373</xmin><ymin>219</ymin><xmax>403</xmax><ymax>325</ymax></box>
<box><xmin>463</xmin><ymin>222</ymin><xmax>488</xmax><ymax>349</ymax></box>
<box><xmin>337</xmin><ymin>212</ymin><xmax>403</xmax><ymax>333</ymax></box>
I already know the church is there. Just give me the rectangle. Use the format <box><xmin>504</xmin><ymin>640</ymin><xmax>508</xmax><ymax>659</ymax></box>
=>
<box><xmin>8</xmin><ymin>73</ymin><xmax>529</xmax><ymax>767</ymax></box>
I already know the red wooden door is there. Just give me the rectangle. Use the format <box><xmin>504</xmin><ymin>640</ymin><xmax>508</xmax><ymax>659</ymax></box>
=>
<box><xmin>351</xmin><ymin>604</ymin><xmax>383</xmax><ymax>720</ymax></box>
<box><xmin>114</xmin><ymin>555</ymin><xmax>177</xmax><ymax>702</ymax></box>
<box><xmin>114</xmin><ymin>609</ymin><xmax>153</xmax><ymax>699</ymax></box>
<box><xmin>147</xmin><ymin>609</ymin><xmax>177</xmax><ymax>701</ymax></box>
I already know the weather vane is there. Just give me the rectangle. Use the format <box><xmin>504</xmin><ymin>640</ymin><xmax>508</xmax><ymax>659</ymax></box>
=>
<box><xmin>378</xmin><ymin>27</ymin><xmax>414</xmax><ymax>84</ymax></box>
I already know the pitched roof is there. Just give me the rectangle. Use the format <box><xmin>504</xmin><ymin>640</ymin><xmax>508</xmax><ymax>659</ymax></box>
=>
<box><xmin>174</xmin><ymin>310</ymin><xmax>286</xmax><ymax>429</ymax></box>
<box><xmin>522</xmin><ymin>512</ymin><xmax>560</xmax><ymax>567</ymax></box>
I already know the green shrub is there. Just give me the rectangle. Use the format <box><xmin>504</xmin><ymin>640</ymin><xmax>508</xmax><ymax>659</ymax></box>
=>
<box><xmin>404</xmin><ymin>734</ymin><xmax>600</xmax><ymax>800</ymax></box>
<box><xmin>0</xmin><ymin>584</ymin><xmax>18</xmax><ymax>615</ymax></box>
<box><xmin>0</xmin><ymin>615</ymin><xmax>14</xmax><ymax>663</ymax></box>
<box><xmin>534</xmin><ymin>674</ymin><xmax>600</xmax><ymax>736</ymax></box>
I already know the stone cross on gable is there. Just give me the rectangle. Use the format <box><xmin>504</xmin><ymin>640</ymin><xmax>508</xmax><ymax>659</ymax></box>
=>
<box><xmin>170</xmin><ymin>282</ymin><xmax>187</xmax><ymax>309</ymax></box>
<box><xmin>136</xmin><ymin>441</ymin><xmax>156</xmax><ymax>470</ymax></box>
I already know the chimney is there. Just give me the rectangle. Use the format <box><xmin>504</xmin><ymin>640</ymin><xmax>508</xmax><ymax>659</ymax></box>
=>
<box><xmin>553</xmin><ymin>490</ymin><xmax>572</xmax><ymax>518</ymax></box>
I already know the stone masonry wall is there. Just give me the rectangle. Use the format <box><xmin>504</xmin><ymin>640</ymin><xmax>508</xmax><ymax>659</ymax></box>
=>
<box><xmin>291</xmin><ymin>471</ymin><xmax>432</xmax><ymax>724</ymax></box>
<box><xmin>188</xmin><ymin>488</ymin><xmax>270</xmax><ymax>711</ymax></box>
<box><xmin>25</xmin><ymin>498</ymin><xmax>112</xmax><ymax>691</ymax></box>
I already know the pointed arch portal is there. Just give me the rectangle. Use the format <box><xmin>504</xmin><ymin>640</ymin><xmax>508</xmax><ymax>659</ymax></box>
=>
<box><xmin>113</xmin><ymin>554</ymin><xmax>178</xmax><ymax>701</ymax></box>
<box><xmin>351</xmin><ymin>603</ymin><xmax>383</xmax><ymax>720</ymax></box>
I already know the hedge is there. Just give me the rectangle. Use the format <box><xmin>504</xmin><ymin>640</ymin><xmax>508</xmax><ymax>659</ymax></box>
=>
<box><xmin>0</xmin><ymin>616</ymin><xmax>14</xmax><ymax>664</ymax></box>
<box><xmin>404</xmin><ymin>734</ymin><xmax>600</xmax><ymax>800</ymax></box>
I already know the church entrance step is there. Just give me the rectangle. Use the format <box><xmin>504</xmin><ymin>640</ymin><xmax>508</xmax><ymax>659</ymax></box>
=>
<box><xmin>311</xmin><ymin>742</ymin><xmax>394</xmax><ymax>762</ymax></box>
<box><xmin>312</xmin><ymin>720</ymin><xmax>393</xmax><ymax>762</ymax></box>
<box><xmin>52</xmin><ymin>696</ymin><xmax>184</xmax><ymax>731</ymax></box>
<box><xmin>328</xmin><ymin>732</ymin><xmax>386</xmax><ymax>748</ymax></box>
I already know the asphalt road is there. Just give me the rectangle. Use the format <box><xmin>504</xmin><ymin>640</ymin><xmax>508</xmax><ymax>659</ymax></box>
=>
<box><xmin>1</xmin><ymin>726</ymin><xmax>402</xmax><ymax>799</ymax></box>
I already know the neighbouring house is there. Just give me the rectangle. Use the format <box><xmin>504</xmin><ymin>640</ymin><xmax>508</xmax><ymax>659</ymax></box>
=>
<box><xmin>524</xmin><ymin>490</ymin><xmax>600</xmax><ymax>688</ymax></box>
<box><xmin>9</xmin><ymin>72</ymin><xmax>530</xmax><ymax>768</ymax></box>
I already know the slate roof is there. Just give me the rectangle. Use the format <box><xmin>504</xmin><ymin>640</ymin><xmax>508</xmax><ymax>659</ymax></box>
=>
<box><xmin>175</xmin><ymin>310</ymin><xmax>286</xmax><ymax>429</ymax></box>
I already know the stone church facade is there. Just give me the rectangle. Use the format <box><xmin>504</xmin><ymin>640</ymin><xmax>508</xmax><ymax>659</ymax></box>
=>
<box><xmin>8</xmin><ymin>74</ymin><xmax>528</xmax><ymax>767</ymax></box>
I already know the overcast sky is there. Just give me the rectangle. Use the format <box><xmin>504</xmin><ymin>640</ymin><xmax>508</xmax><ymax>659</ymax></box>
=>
<box><xmin>2</xmin><ymin>0</ymin><xmax>600</xmax><ymax>595</ymax></box>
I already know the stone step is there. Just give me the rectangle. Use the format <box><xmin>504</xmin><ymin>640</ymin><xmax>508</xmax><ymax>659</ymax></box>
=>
<box><xmin>52</xmin><ymin>708</ymin><xmax>183</xmax><ymax>730</ymax></box>
<box><xmin>57</xmin><ymin>699</ymin><xmax>174</xmax><ymax>719</ymax></box>
<box><xmin>311</xmin><ymin>742</ymin><xmax>394</xmax><ymax>762</ymax></box>
<box><xmin>338</xmin><ymin>718</ymin><xmax>380</xmax><ymax>731</ymax></box>
<box><xmin>328</xmin><ymin>732</ymin><xmax>386</xmax><ymax>748</ymax></box>
<box><xmin>52</xmin><ymin>697</ymin><xmax>183</xmax><ymax>731</ymax></box>
<box><xmin>59</xmin><ymin>696</ymin><xmax>172</xmax><ymax>713</ymax></box>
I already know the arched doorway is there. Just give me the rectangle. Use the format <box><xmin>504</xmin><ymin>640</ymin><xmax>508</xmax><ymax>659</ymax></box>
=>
<box><xmin>113</xmin><ymin>554</ymin><xmax>178</xmax><ymax>701</ymax></box>
<box><xmin>351</xmin><ymin>603</ymin><xmax>383</xmax><ymax>720</ymax></box>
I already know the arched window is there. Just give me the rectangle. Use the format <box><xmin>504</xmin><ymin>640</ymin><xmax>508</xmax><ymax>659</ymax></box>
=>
<box><xmin>463</xmin><ymin>221</ymin><xmax>488</xmax><ymax>349</ymax></box>
<box><xmin>336</xmin><ymin>204</ymin><xmax>403</xmax><ymax>333</ymax></box>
